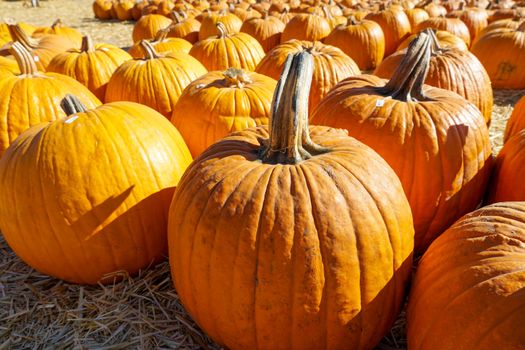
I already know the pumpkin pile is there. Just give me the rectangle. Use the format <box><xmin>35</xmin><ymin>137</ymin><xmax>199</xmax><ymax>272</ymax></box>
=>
<box><xmin>0</xmin><ymin>0</ymin><xmax>524</xmax><ymax>347</ymax></box>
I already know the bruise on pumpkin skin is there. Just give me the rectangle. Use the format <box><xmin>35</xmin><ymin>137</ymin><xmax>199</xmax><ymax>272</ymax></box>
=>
<box><xmin>495</xmin><ymin>61</ymin><xmax>516</xmax><ymax>81</ymax></box>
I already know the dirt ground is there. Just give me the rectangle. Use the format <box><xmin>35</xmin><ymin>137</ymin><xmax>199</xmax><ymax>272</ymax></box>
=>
<box><xmin>1</xmin><ymin>0</ymin><xmax>524</xmax><ymax>349</ymax></box>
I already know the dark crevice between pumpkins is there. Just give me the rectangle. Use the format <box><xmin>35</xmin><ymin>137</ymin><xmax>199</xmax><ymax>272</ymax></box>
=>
<box><xmin>378</xmin><ymin>31</ymin><xmax>433</xmax><ymax>102</ymax></box>
<box><xmin>259</xmin><ymin>52</ymin><xmax>329</xmax><ymax>164</ymax></box>
<box><xmin>61</xmin><ymin>94</ymin><xmax>88</xmax><ymax>116</ymax></box>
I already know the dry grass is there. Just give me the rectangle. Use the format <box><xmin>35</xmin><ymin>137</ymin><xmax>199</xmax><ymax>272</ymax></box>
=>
<box><xmin>1</xmin><ymin>0</ymin><xmax>525</xmax><ymax>348</ymax></box>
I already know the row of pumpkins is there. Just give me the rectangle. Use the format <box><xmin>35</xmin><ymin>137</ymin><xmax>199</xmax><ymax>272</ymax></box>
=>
<box><xmin>0</xmin><ymin>3</ymin><xmax>524</xmax><ymax>350</ymax></box>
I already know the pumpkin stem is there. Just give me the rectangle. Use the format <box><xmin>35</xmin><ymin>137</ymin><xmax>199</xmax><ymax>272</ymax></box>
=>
<box><xmin>81</xmin><ymin>35</ymin><xmax>95</xmax><ymax>52</ymax></box>
<box><xmin>260</xmin><ymin>52</ymin><xmax>329</xmax><ymax>164</ymax></box>
<box><xmin>223</xmin><ymin>68</ymin><xmax>252</xmax><ymax>88</ymax></box>
<box><xmin>216</xmin><ymin>22</ymin><xmax>229</xmax><ymax>38</ymax></box>
<box><xmin>139</xmin><ymin>40</ymin><xmax>161</xmax><ymax>59</ymax></box>
<box><xmin>171</xmin><ymin>11</ymin><xmax>183</xmax><ymax>23</ymax></box>
<box><xmin>9</xmin><ymin>41</ymin><xmax>39</xmax><ymax>75</ymax></box>
<box><xmin>60</xmin><ymin>94</ymin><xmax>88</xmax><ymax>115</ymax></box>
<box><xmin>8</xmin><ymin>24</ymin><xmax>38</xmax><ymax>50</ymax></box>
<box><xmin>51</xmin><ymin>19</ymin><xmax>63</xmax><ymax>29</ymax></box>
<box><xmin>347</xmin><ymin>15</ymin><xmax>358</xmax><ymax>25</ymax></box>
<box><xmin>379</xmin><ymin>31</ymin><xmax>432</xmax><ymax>102</ymax></box>
<box><xmin>154</xmin><ymin>26</ymin><xmax>170</xmax><ymax>41</ymax></box>
<box><xmin>424</xmin><ymin>27</ymin><xmax>442</xmax><ymax>52</ymax></box>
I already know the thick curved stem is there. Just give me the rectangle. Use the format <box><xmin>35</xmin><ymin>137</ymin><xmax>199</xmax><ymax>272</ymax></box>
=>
<box><xmin>8</xmin><ymin>24</ymin><xmax>38</xmax><ymax>49</ymax></box>
<box><xmin>9</xmin><ymin>41</ymin><xmax>38</xmax><ymax>75</ymax></box>
<box><xmin>223</xmin><ymin>68</ymin><xmax>252</xmax><ymax>88</ymax></box>
<box><xmin>51</xmin><ymin>19</ymin><xmax>63</xmax><ymax>29</ymax></box>
<box><xmin>379</xmin><ymin>31</ymin><xmax>432</xmax><ymax>101</ymax></box>
<box><xmin>260</xmin><ymin>52</ymin><xmax>329</xmax><ymax>164</ymax></box>
<box><xmin>61</xmin><ymin>94</ymin><xmax>88</xmax><ymax>116</ymax></box>
<box><xmin>154</xmin><ymin>26</ymin><xmax>170</xmax><ymax>41</ymax></box>
<box><xmin>139</xmin><ymin>40</ymin><xmax>161</xmax><ymax>59</ymax></box>
<box><xmin>216</xmin><ymin>22</ymin><xmax>228</xmax><ymax>38</ymax></box>
<box><xmin>80</xmin><ymin>35</ymin><xmax>95</xmax><ymax>52</ymax></box>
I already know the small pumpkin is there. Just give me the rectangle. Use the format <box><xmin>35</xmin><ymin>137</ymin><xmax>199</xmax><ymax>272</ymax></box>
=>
<box><xmin>0</xmin><ymin>42</ymin><xmax>101</xmax><ymax>158</ymax></box>
<box><xmin>324</xmin><ymin>16</ymin><xmax>385</xmax><ymax>70</ymax></box>
<box><xmin>281</xmin><ymin>12</ymin><xmax>332</xmax><ymax>42</ymax></box>
<box><xmin>106</xmin><ymin>40</ymin><xmax>207</xmax><ymax>118</ymax></box>
<box><xmin>365</xmin><ymin>4</ymin><xmax>412</xmax><ymax>56</ymax></box>
<box><xmin>47</xmin><ymin>35</ymin><xmax>132</xmax><ymax>101</ymax></box>
<box><xmin>114</xmin><ymin>0</ymin><xmax>136</xmax><ymax>20</ymax></box>
<box><xmin>240</xmin><ymin>12</ymin><xmax>285</xmax><ymax>52</ymax></box>
<box><xmin>407</xmin><ymin>201</ymin><xmax>525</xmax><ymax>350</ymax></box>
<box><xmin>0</xmin><ymin>94</ymin><xmax>192</xmax><ymax>285</ymax></box>
<box><xmin>189</xmin><ymin>22</ymin><xmax>265</xmax><ymax>71</ymax></box>
<box><xmin>132</xmin><ymin>13</ymin><xmax>173</xmax><ymax>42</ymax></box>
<box><xmin>32</xmin><ymin>19</ymin><xmax>83</xmax><ymax>47</ymax></box>
<box><xmin>168</xmin><ymin>51</ymin><xmax>414</xmax><ymax>350</ymax></box>
<box><xmin>256</xmin><ymin>40</ymin><xmax>359</xmax><ymax>116</ymax></box>
<box><xmin>93</xmin><ymin>0</ymin><xmax>115</xmax><ymax>20</ymax></box>
<box><xmin>168</xmin><ymin>10</ymin><xmax>201</xmax><ymax>43</ymax></box>
<box><xmin>311</xmin><ymin>32</ymin><xmax>493</xmax><ymax>253</ymax></box>
<box><xmin>198</xmin><ymin>10</ymin><xmax>243</xmax><ymax>40</ymax></box>
<box><xmin>128</xmin><ymin>27</ymin><xmax>192</xmax><ymax>57</ymax></box>
<box><xmin>504</xmin><ymin>95</ymin><xmax>525</xmax><ymax>142</ymax></box>
<box><xmin>171</xmin><ymin>68</ymin><xmax>276</xmax><ymax>157</ymax></box>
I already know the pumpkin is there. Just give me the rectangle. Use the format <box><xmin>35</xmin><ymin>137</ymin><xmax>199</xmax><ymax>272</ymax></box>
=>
<box><xmin>4</xmin><ymin>24</ymin><xmax>77</xmax><ymax>71</ymax></box>
<box><xmin>198</xmin><ymin>10</ymin><xmax>243</xmax><ymax>40</ymax></box>
<box><xmin>132</xmin><ymin>14</ymin><xmax>173</xmax><ymax>42</ymax></box>
<box><xmin>131</xmin><ymin>0</ymin><xmax>149</xmax><ymax>20</ymax></box>
<box><xmin>0</xmin><ymin>42</ymin><xmax>101</xmax><ymax>158</ymax></box>
<box><xmin>488</xmin><ymin>8</ymin><xmax>523</xmax><ymax>23</ymax></box>
<box><xmin>486</xmin><ymin>129</ymin><xmax>525</xmax><ymax>202</ymax></box>
<box><xmin>407</xmin><ymin>201</ymin><xmax>525</xmax><ymax>350</ymax></box>
<box><xmin>0</xmin><ymin>56</ymin><xmax>19</xmax><ymax>75</ymax></box>
<box><xmin>168</xmin><ymin>51</ymin><xmax>414</xmax><ymax>350</ymax></box>
<box><xmin>171</xmin><ymin>68</ymin><xmax>276</xmax><ymax>157</ymax></box>
<box><xmin>424</xmin><ymin>2</ymin><xmax>447</xmax><ymax>17</ymax></box>
<box><xmin>106</xmin><ymin>40</ymin><xmax>206</xmax><ymax>118</ymax></box>
<box><xmin>324</xmin><ymin>16</ymin><xmax>385</xmax><ymax>70</ymax></box>
<box><xmin>474</xmin><ymin>17</ymin><xmax>524</xmax><ymax>41</ymax></box>
<box><xmin>416</xmin><ymin>16</ymin><xmax>471</xmax><ymax>46</ymax></box>
<box><xmin>189</xmin><ymin>23</ymin><xmax>265</xmax><ymax>71</ymax></box>
<box><xmin>397</xmin><ymin>29</ymin><xmax>468</xmax><ymax>51</ymax></box>
<box><xmin>471</xmin><ymin>21</ymin><xmax>525</xmax><ymax>89</ymax></box>
<box><xmin>0</xmin><ymin>94</ymin><xmax>192</xmax><ymax>285</ymax></box>
<box><xmin>114</xmin><ymin>0</ymin><xmax>135</xmax><ymax>20</ymax></box>
<box><xmin>375</xmin><ymin>29</ymin><xmax>493</xmax><ymax>124</ymax></box>
<box><xmin>405</xmin><ymin>8</ymin><xmax>430</xmax><ymax>30</ymax></box>
<box><xmin>311</xmin><ymin>32</ymin><xmax>493</xmax><ymax>253</ymax></box>
<box><xmin>446</xmin><ymin>4</ymin><xmax>488</xmax><ymax>41</ymax></box>
<box><xmin>168</xmin><ymin>10</ymin><xmax>201</xmax><ymax>43</ymax></box>
<box><xmin>231</xmin><ymin>5</ymin><xmax>262</xmax><ymax>21</ymax></box>
<box><xmin>281</xmin><ymin>12</ymin><xmax>331</xmax><ymax>42</ymax></box>
<box><xmin>47</xmin><ymin>35</ymin><xmax>132</xmax><ymax>102</ymax></box>
<box><xmin>365</xmin><ymin>4</ymin><xmax>411</xmax><ymax>56</ymax></box>
<box><xmin>271</xmin><ymin>8</ymin><xmax>296</xmax><ymax>24</ymax></box>
<box><xmin>240</xmin><ymin>12</ymin><xmax>285</xmax><ymax>52</ymax></box>
<box><xmin>128</xmin><ymin>27</ymin><xmax>192</xmax><ymax>57</ymax></box>
<box><xmin>93</xmin><ymin>0</ymin><xmax>115</xmax><ymax>20</ymax></box>
<box><xmin>32</xmin><ymin>19</ymin><xmax>83</xmax><ymax>47</ymax></box>
<box><xmin>504</xmin><ymin>95</ymin><xmax>525</xmax><ymax>142</ymax></box>
<box><xmin>256</xmin><ymin>40</ymin><xmax>359</xmax><ymax>116</ymax></box>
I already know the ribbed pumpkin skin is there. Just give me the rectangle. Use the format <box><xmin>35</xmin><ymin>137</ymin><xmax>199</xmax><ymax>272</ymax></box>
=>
<box><xmin>374</xmin><ymin>48</ymin><xmax>493</xmax><ymax>124</ymax></box>
<box><xmin>0</xmin><ymin>102</ymin><xmax>192</xmax><ymax>285</ymax></box>
<box><xmin>324</xmin><ymin>19</ymin><xmax>385</xmax><ymax>70</ymax></box>
<box><xmin>132</xmin><ymin>14</ymin><xmax>172</xmax><ymax>42</ymax></box>
<box><xmin>256</xmin><ymin>40</ymin><xmax>359</xmax><ymax>115</ymax></box>
<box><xmin>447</xmin><ymin>7</ymin><xmax>488</xmax><ymax>41</ymax></box>
<box><xmin>365</xmin><ymin>9</ymin><xmax>411</xmax><ymax>56</ymax></box>
<box><xmin>171</xmin><ymin>70</ymin><xmax>276</xmax><ymax>157</ymax></box>
<box><xmin>47</xmin><ymin>43</ymin><xmax>132</xmax><ymax>102</ymax></box>
<box><xmin>407</xmin><ymin>202</ymin><xmax>525</xmax><ymax>350</ymax></box>
<box><xmin>471</xmin><ymin>25</ymin><xmax>525</xmax><ymax>89</ymax></box>
<box><xmin>0</xmin><ymin>56</ymin><xmax>19</xmax><ymax>74</ymax></box>
<box><xmin>169</xmin><ymin>126</ymin><xmax>414</xmax><ymax>350</ymax></box>
<box><xmin>416</xmin><ymin>17</ymin><xmax>471</xmax><ymax>46</ymax></box>
<box><xmin>189</xmin><ymin>32</ymin><xmax>265</xmax><ymax>71</ymax></box>
<box><xmin>311</xmin><ymin>75</ymin><xmax>493</xmax><ymax>253</ymax></box>
<box><xmin>405</xmin><ymin>8</ymin><xmax>429</xmax><ymax>30</ymax></box>
<box><xmin>486</xmin><ymin>129</ymin><xmax>525</xmax><ymax>203</ymax></box>
<box><xmin>105</xmin><ymin>53</ymin><xmax>207</xmax><ymax>118</ymax></box>
<box><xmin>281</xmin><ymin>13</ymin><xmax>331</xmax><ymax>42</ymax></box>
<box><xmin>198</xmin><ymin>12</ymin><xmax>243</xmax><ymax>40</ymax></box>
<box><xmin>128</xmin><ymin>37</ymin><xmax>192</xmax><ymax>57</ymax></box>
<box><xmin>32</xmin><ymin>21</ymin><xmax>83</xmax><ymax>47</ymax></box>
<box><xmin>240</xmin><ymin>15</ymin><xmax>285</xmax><ymax>52</ymax></box>
<box><xmin>397</xmin><ymin>30</ymin><xmax>468</xmax><ymax>51</ymax></box>
<box><xmin>168</xmin><ymin>16</ymin><xmax>201</xmax><ymax>43</ymax></box>
<box><xmin>0</xmin><ymin>74</ymin><xmax>100</xmax><ymax>158</ymax></box>
<box><xmin>504</xmin><ymin>95</ymin><xmax>525</xmax><ymax>142</ymax></box>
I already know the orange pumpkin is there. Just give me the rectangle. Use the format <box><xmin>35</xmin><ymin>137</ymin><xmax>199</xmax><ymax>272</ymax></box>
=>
<box><xmin>32</xmin><ymin>19</ymin><xmax>83</xmax><ymax>47</ymax></box>
<box><xmin>0</xmin><ymin>42</ymin><xmax>101</xmax><ymax>158</ymax></box>
<box><xmin>471</xmin><ymin>21</ymin><xmax>525</xmax><ymax>89</ymax></box>
<box><xmin>132</xmin><ymin>14</ymin><xmax>172</xmax><ymax>42</ymax></box>
<box><xmin>405</xmin><ymin>8</ymin><xmax>430</xmax><ymax>30</ymax></box>
<box><xmin>240</xmin><ymin>12</ymin><xmax>285</xmax><ymax>52</ymax></box>
<box><xmin>114</xmin><ymin>0</ymin><xmax>135</xmax><ymax>20</ymax></box>
<box><xmin>365</xmin><ymin>5</ymin><xmax>412</xmax><ymax>56</ymax></box>
<box><xmin>189</xmin><ymin>23</ymin><xmax>265</xmax><ymax>71</ymax></box>
<box><xmin>397</xmin><ymin>29</ymin><xmax>468</xmax><ymax>51</ymax></box>
<box><xmin>324</xmin><ymin>16</ymin><xmax>385</xmax><ymax>70</ymax></box>
<box><xmin>407</xmin><ymin>202</ymin><xmax>525</xmax><ymax>350</ymax></box>
<box><xmin>256</xmin><ymin>40</ymin><xmax>359</xmax><ymax>116</ymax></box>
<box><xmin>128</xmin><ymin>27</ymin><xmax>192</xmax><ymax>57</ymax></box>
<box><xmin>446</xmin><ymin>4</ymin><xmax>488</xmax><ymax>41</ymax></box>
<box><xmin>47</xmin><ymin>35</ymin><xmax>131</xmax><ymax>101</ymax></box>
<box><xmin>93</xmin><ymin>0</ymin><xmax>115</xmax><ymax>20</ymax></box>
<box><xmin>168</xmin><ymin>10</ymin><xmax>201</xmax><ymax>43</ymax></box>
<box><xmin>311</xmin><ymin>32</ymin><xmax>493</xmax><ymax>253</ymax></box>
<box><xmin>0</xmin><ymin>95</ymin><xmax>192</xmax><ymax>285</ymax></box>
<box><xmin>416</xmin><ymin>16</ymin><xmax>471</xmax><ymax>46</ymax></box>
<box><xmin>198</xmin><ymin>10</ymin><xmax>243</xmax><ymax>40</ymax></box>
<box><xmin>0</xmin><ymin>56</ymin><xmax>19</xmax><ymax>75</ymax></box>
<box><xmin>171</xmin><ymin>68</ymin><xmax>276</xmax><ymax>157</ymax></box>
<box><xmin>281</xmin><ymin>12</ymin><xmax>331</xmax><ymax>42</ymax></box>
<box><xmin>504</xmin><ymin>95</ymin><xmax>525</xmax><ymax>142</ymax></box>
<box><xmin>168</xmin><ymin>51</ymin><xmax>414</xmax><ymax>350</ymax></box>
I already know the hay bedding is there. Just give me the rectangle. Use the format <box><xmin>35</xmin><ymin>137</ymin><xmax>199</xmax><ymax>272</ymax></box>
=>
<box><xmin>0</xmin><ymin>0</ymin><xmax>524</xmax><ymax>348</ymax></box>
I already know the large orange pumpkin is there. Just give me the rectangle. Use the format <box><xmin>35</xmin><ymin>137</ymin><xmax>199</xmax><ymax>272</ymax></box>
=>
<box><xmin>397</xmin><ymin>29</ymin><xmax>468</xmax><ymax>51</ymax></box>
<box><xmin>168</xmin><ymin>10</ymin><xmax>201</xmax><ymax>43</ymax></box>
<box><xmin>405</xmin><ymin>8</ymin><xmax>430</xmax><ymax>30</ymax></box>
<box><xmin>0</xmin><ymin>95</ymin><xmax>192</xmax><ymax>285</ymax></box>
<box><xmin>171</xmin><ymin>68</ymin><xmax>276</xmax><ymax>157</ymax></box>
<box><xmin>365</xmin><ymin>5</ymin><xmax>411</xmax><ymax>56</ymax></box>
<box><xmin>240</xmin><ymin>12</ymin><xmax>285</xmax><ymax>52</ymax></box>
<box><xmin>324</xmin><ymin>16</ymin><xmax>385</xmax><ymax>70</ymax></box>
<box><xmin>504</xmin><ymin>95</ymin><xmax>525</xmax><ymax>142</ymax></box>
<box><xmin>106</xmin><ymin>40</ymin><xmax>207</xmax><ymax>118</ymax></box>
<box><xmin>0</xmin><ymin>43</ymin><xmax>101</xmax><ymax>158</ymax></box>
<box><xmin>132</xmin><ymin>14</ymin><xmax>172</xmax><ymax>42</ymax></box>
<box><xmin>446</xmin><ymin>4</ymin><xmax>488</xmax><ymax>41</ymax></box>
<box><xmin>281</xmin><ymin>12</ymin><xmax>331</xmax><ymax>42</ymax></box>
<box><xmin>128</xmin><ymin>27</ymin><xmax>192</xmax><ymax>58</ymax></box>
<box><xmin>407</xmin><ymin>201</ymin><xmax>525</xmax><ymax>350</ymax></box>
<box><xmin>0</xmin><ymin>56</ymin><xmax>19</xmax><ymax>75</ymax></box>
<box><xmin>47</xmin><ymin>35</ymin><xmax>132</xmax><ymax>101</ymax></box>
<box><xmin>189</xmin><ymin>23</ymin><xmax>265</xmax><ymax>71</ymax></box>
<box><xmin>198</xmin><ymin>10</ymin><xmax>243</xmax><ymax>40</ymax></box>
<box><xmin>311</xmin><ymin>32</ymin><xmax>493</xmax><ymax>253</ymax></box>
<box><xmin>415</xmin><ymin>16</ymin><xmax>471</xmax><ymax>46</ymax></box>
<box><xmin>168</xmin><ymin>51</ymin><xmax>414</xmax><ymax>350</ymax></box>
<box><xmin>256</xmin><ymin>40</ymin><xmax>359</xmax><ymax>116</ymax></box>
